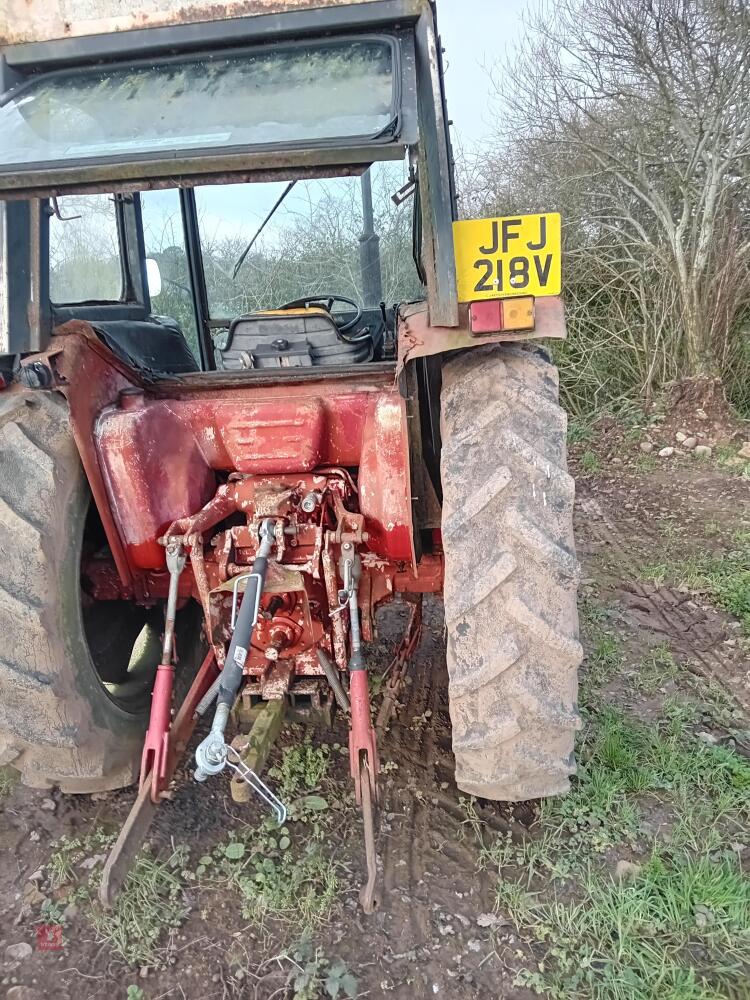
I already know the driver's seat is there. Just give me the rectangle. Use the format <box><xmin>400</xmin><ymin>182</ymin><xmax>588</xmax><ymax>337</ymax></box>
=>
<box><xmin>217</xmin><ymin>307</ymin><xmax>371</xmax><ymax>370</ymax></box>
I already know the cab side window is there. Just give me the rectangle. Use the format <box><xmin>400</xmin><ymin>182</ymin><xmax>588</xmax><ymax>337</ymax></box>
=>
<box><xmin>49</xmin><ymin>195</ymin><xmax>123</xmax><ymax>304</ymax></box>
<box><xmin>140</xmin><ymin>189</ymin><xmax>201</xmax><ymax>364</ymax></box>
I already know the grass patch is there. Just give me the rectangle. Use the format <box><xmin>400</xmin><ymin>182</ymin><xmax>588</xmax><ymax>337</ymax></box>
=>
<box><xmin>715</xmin><ymin>444</ymin><xmax>750</xmax><ymax>479</ymax></box>
<box><xmin>635</xmin><ymin>643</ymin><xmax>679</xmax><ymax>694</ymax></box>
<box><xmin>197</xmin><ymin>741</ymin><xmax>345</xmax><ymax>936</ymax></box>
<box><xmin>0</xmin><ymin>765</ymin><xmax>19</xmax><ymax>799</ymax></box>
<box><xmin>503</xmin><ymin>849</ymin><xmax>750</xmax><ymax>1000</ymax></box>
<box><xmin>640</xmin><ymin>542</ymin><xmax>750</xmax><ymax>634</ymax></box>
<box><xmin>40</xmin><ymin>829</ymin><xmax>191</xmax><ymax>968</ymax></box>
<box><xmin>37</xmin><ymin>741</ymin><xmax>347</xmax><ymax>967</ymax></box>
<box><xmin>478</xmin><ymin>701</ymin><xmax>750</xmax><ymax>999</ymax></box>
<box><xmin>92</xmin><ymin>847</ymin><xmax>191</xmax><ymax>967</ymax></box>
<box><xmin>569</xmin><ymin>417</ymin><xmax>596</xmax><ymax>445</ymax></box>
<box><xmin>579</xmin><ymin>599</ymin><xmax>624</xmax><ymax>699</ymax></box>
<box><xmin>581</xmin><ymin>450</ymin><xmax>601</xmax><ymax>474</ymax></box>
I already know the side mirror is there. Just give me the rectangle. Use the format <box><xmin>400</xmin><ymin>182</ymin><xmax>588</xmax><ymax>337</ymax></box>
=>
<box><xmin>145</xmin><ymin>257</ymin><xmax>162</xmax><ymax>299</ymax></box>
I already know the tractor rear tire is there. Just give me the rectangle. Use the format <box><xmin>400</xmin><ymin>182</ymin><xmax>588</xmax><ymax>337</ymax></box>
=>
<box><xmin>0</xmin><ymin>389</ymin><xmax>188</xmax><ymax>792</ymax></box>
<box><xmin>440</xmin><ymin>344</ymin><xmax>582</xmax><ymax>800</ymax></box>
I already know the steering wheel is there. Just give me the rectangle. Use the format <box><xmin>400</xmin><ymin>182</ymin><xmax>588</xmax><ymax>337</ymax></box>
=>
<box><xmin>277</xmin><ymin>295</ymin><xmax>363</xmax><ymax>335</ymax></box>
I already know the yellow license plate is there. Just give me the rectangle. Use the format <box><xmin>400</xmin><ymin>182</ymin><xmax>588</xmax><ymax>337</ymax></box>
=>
<box><xmin>453</xmin><ymin>213</ymin><xmax>561</xmax><ymax>302</ymax></box>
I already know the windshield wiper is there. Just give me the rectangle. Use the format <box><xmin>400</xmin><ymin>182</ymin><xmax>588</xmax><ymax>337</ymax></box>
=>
<box><xmin>232</xmin><ymin>181</ymin><xmax>296</xmax><ymax>280</ymax></box>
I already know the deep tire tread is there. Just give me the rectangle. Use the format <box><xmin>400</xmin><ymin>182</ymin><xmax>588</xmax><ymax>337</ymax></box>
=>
<box><xmin>0</xmin><ymin>390</ymin><xmax>143</xmax><ymax>790</ymax></box>
<box><xmin>441</xmin><ymin>345</ymin><xmax>582</xmax><ymax>801</ymax></box>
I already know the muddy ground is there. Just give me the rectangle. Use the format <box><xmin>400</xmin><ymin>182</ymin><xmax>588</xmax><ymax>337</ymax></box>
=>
<box><xmin>1</xmin><ymin>418</ymin><xmax>749</xmax><ymax>1000</ymax></box>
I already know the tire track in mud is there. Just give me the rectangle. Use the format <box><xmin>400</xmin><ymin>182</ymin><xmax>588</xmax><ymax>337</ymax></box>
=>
<box><xmin>578</xmin><ymin>493</ymin><xmax>750</xmax><ymax>714</ymax></box>
<box><xmin>377</xmin><ymin>599</ymin><xmax>501</xmax><ymax>947</ymax></box>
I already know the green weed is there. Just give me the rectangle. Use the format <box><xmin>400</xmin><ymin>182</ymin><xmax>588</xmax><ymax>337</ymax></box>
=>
<box><xmin>197</xmin><ymin>743</ymin><xmax>344</xmax><ymax>936</ymax></box>
<box><xmin>287</xmin><ymin>939</ymin><xmax>358</xmax><ymax>999</ymax></box>
<box><xmin>568</xmin><ymin>418</ymin><xmax>595</xmax><ymax>445</ymax></box>
<box><xmin>271</xmin><ymin>740</ymin><xmax>331</xmax><ymax>797</ymax></box>
<box><xmin>44</xmin><ymin>828</ymin><xmax>115</xmax><ymax>890</ymax></box>
<box><xmin>91</xmin><ymin>846</ymin><xmax>191</xmax><ymax>967</ymax></box>
<box><xmin>207</xmin><ymin>821</ymin><xmax>340</xmax><ymax>930</ymax></box>
<box><xmin>635</xmin><ymin>643</ymin><xmax>679</xmax><ymax>694</ymax></box>
<box><xmin>578</xmin><ymin>600</ymin><xmax>623</xmax><ymax>699</ymax></box>
<box><xmin>0</xmin><ymin>765</ymin><xmax>19</xmax><ymax>799</ymax></box>
<box><xmin>581</xmin><ymin>450</ymin><xmax>601</xmax><ymax>474</ymax></box>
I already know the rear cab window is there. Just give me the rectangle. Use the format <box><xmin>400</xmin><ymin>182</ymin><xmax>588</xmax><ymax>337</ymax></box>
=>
<box><xmin>49</xmin><ymin>194</ymin><xmax>123</xmax><ymax>303</ymax></box>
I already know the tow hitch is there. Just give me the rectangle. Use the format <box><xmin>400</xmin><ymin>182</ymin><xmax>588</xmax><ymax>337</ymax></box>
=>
<box><xmin>101</xmin><ymin>490</ymin><xmax>397</xmax><ymax>914</ymax></box>
<box><xmin>139</xmin><ymin>539</ymin><xmax>186</xmax><ymax>803</ymax></box>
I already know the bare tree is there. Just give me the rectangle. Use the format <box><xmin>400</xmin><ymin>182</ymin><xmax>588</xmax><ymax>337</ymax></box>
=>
<box><xmin>491</xmin><ymin>0</ymin><xmax>750</xmax><ymax>398</ymax></box>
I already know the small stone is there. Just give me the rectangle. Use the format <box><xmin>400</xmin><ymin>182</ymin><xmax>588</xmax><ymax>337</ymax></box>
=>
<box><xmin>466</xmin><ymin>939</ymin><xmax>482</xmax><ymax>953</ymax></box>
<box><xmin>438</xmin><ymin>924</ymin><xmax>455</xmax><ymax>937</ymax></box>
<box><xmin>27</xmin><ymin>869</ymin><xmax>44</xmax><ymax>883</ymax></box>
<box><xmin>737</xmin><ymin>442</ymin><xmax>750</xmax><ymax>460</ymax></box>
<box><xmin>6</xmin><ymin>988</ymin><xmax>43</xmax><ymax>1000</ymax></box>
<box><xmin>658</xmin><ymin>447</ymin><xmax>675</xmax><ymax>458</ymax></box>
<box><xmin>615</xmin><ymin>860</ymin><xmax>642</xmax><ymax>881</ymax></box>
<box><xmin>78</xmin><ymin>854</ymin><xmax>106</xmax><ymax>871</ymax></box>
<box><xmin>139</xmin><ymin>967</ymin><xmax>149</xmax><ymax>979</ymax></box>
<box><xmin>640</xmin><ymin>441</ymin><xmax>654</xmax><ymax>453</ymax></box>
<box><xmin>682</xmin><ymin>437</ymin><xmax>698</xmax><ymax>450</ymax></box>
<box><xmin>675</xmin><ymin>432</ymin><xmax>687</xmax><ymax>443</ymax></box>
<box><xmin>694</xmin><ymin>904</ymin><xmax>714</xmax><ymax>928</ymax></box>
<box><xmin>612</xmin><ymin>457</ymin><xmax>622</xmax><ymax>465</ymax></box>
<box><xmin>5</xmin><ymin>943</ymin><xmax>33</xmax><ymax>962</ymax></box>
<box><xmin>694</xmin><ymin>445</ymin><xmax>713</xmax><ymax>458</ymax></box>
<box><xmin>696</xmin><ymin>408</ymin><xmax>708</xmax><ymax>420</ymax></box>
<box><xmin>40</xmin><ymin>798</ymin><xmax>56</xmax><ymax>812</ymax></box>
<box><xmin>697</xmin><ymin>731</ymin><xmax>719</xmax><ymax>745</ymax></box>
<box><xmin>476</xmin><ymin>913</ymin><xmax>499</xmax><ymax>928</ymax></box>
<box><xmin>28</xmin><ymin>831</ymin><xmax>40</xmax><ymax>843</ymax></box>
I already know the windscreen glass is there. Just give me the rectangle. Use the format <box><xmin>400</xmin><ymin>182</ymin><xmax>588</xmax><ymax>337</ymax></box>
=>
<box><xmin>184</xmin><ymin>163</ymin><xmax>422</xmax><ymax>320</ymax></box>
<box><xmin>0</xmin><ymin>38</ymin><xmax>397</xmax><ymax>172</ymax></box>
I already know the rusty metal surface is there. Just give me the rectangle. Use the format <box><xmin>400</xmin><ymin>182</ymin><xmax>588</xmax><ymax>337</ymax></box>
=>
<box><xmin>396</xmin><ymin>296</ymin><xmax>568</xmax><ymax>375</ymax></box>
<box><xmin>1</xmin><ymin>0</ymin><xmax>384</xmax><ymax>46</ymax></box>
<box><xmin>0</xmin><ymin>165</ymin><xmax>367</xmax><ymax>203</ymax></box>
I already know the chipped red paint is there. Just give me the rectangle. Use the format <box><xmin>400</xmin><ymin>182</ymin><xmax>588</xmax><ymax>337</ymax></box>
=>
<box><xmin>46</xmin><ymin>325</ymin><xmax>416</xmax><ymax>572</ymax></box>
<box><xmin>96</xmin><ymin>379</ymin><xmax>413</xmax><ymax>570</ymax></box>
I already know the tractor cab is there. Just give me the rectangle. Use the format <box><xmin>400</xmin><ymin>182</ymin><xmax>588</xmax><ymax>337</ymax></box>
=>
<box><xmin>0</xmin><ymin>0</ymin><xmax>578</xmax><ymax>918</ymax></box>
<box><xmin>0</xmin><ymin>2</ymin><xmax>455</xmax><ymax>365</ymax></box>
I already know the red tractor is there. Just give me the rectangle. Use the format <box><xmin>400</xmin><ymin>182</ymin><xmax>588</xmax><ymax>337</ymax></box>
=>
<box><xmin>0</xmin><ymin>0</ymin><xmax>581</xmax><ymax>910</ymax></box>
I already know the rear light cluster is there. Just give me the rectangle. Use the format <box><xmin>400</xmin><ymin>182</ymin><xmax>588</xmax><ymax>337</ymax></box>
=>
<box><xmin>469</xmin><ymin>296</ymin><xmax>535</xmax><ymax>335</ymax></box>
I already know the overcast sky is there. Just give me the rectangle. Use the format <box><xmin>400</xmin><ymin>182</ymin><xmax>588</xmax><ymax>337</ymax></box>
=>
<box><xmin>437</xmin><ymin>0</ymin><xmax>529</xmax><ymax>145</ymax></box>
<box><xmin>141</xmin><ymin>0</ymin><xmax>534</xmax><ymax>266</ymax></box>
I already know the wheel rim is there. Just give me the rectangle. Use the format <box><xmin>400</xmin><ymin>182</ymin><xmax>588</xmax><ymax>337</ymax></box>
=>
<box><xmin>79</xmin><ymin>502</ymin><xmax>162</xmax><ymax>714</ymax></box>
